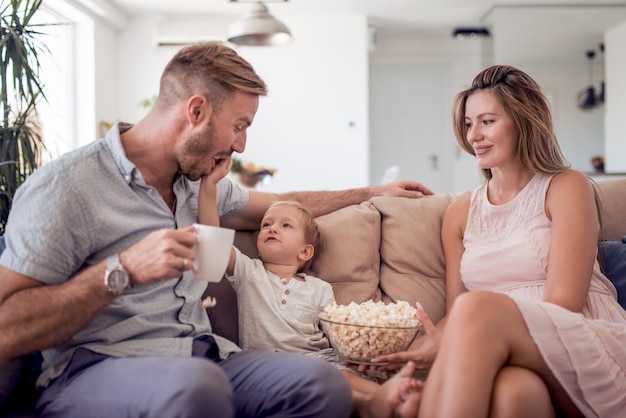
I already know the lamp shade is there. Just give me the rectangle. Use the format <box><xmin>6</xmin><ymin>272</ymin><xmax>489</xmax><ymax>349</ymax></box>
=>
<box><xmin>227</xmin><ymin>2</ymin><xmax>292</xmax><ymax>46</ymax></box>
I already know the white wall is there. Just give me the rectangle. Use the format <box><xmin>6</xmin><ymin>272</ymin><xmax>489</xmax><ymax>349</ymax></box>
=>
<box><xmin>488</xmin><ymin>8</ymin><xmax>607</xmax><ymax>175</ymax></box>
<box><xmin>370</xmin><ymin>32</ymin><xmax>486</xmax><ymax>193</ymax></box>
<box><xmin>605</xmin><ymin>19</ymin><xmax>626</xmax><ymax>173</ymax></box>
<box><xmin>368</xmin><ymin>30</ymin><xmax>606</xmax><ymax>192</ymax></box>
<box><xmin>518</xmin><ymin>64</ymin><xmax>605</xmax><ymax>172</ymax></box>
<box><xmin>235</xmin><ymin>14</ymin><xmax>369</xmax><ymax>192</ymax></box>
<box><xmin>113</xmin><ymin>14</ymin><xmax>369</xmax><ymax>193</ymax></box>
<box><xmin>93</xmin><ymin>19</ymin><xmax>118</xmax><ymax>140</ymax></box>
<box><xmin>83</xmin><ymin>11</ymin><xmax>615</xmax><ymax>193</ymax></box>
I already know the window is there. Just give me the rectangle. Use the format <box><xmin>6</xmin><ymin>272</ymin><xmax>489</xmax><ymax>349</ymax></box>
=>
<box><xmin>38</xmin><ymin>2</ymin><xmax>95</xmax><ymax>162</ymax></box>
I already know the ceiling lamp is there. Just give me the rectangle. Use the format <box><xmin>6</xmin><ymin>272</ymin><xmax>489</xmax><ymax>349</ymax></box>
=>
<box><xmin>452</xmin><ymin>27</ymin><xmax>490</xmax><ymax>40</ymax></box>
<box><xmin>227</xmin><ymin>1</ymin><xmax>292</xmax><ymax>47</ymax></box>
<box><xmin>577</xmin><ymin>44</ymin><xmax>605</xmax><ymax>111</ymax></box>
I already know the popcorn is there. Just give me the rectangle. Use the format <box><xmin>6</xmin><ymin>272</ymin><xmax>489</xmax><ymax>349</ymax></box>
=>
<box><xmin>319</xmin><ymin>300</ymin><xmax>421</xmax><ymax>363</ymax></box>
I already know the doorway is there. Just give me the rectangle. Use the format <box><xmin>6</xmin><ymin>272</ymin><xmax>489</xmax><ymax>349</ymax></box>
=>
<box><xmin>369</xmin><ymin>63</ymin><xmax>450</xmax><ymax>193</ymax></box>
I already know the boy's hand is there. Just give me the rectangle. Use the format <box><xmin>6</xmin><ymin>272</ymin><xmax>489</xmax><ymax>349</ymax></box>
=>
<box><xmin>201</xmin><ymin>157</ymin><xmax>233</xmax><ymax>197</ymax></box>
<box><xmin>207</xmin><ymin>157</ymin><xmax>233</xmax><ymax>186</ymax></box>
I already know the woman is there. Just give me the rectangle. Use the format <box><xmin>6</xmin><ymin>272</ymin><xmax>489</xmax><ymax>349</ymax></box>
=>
<box><xmin>380</xmin><ymin>65</ymin><xmax>626</xmax><ymax>417</ymax></box>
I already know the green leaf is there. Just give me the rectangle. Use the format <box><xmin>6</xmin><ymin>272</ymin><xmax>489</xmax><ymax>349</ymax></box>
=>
<box><xmin>0</xmin><ymin>0</ymin><xmax>52</xmax><ymax>234</ymax></box>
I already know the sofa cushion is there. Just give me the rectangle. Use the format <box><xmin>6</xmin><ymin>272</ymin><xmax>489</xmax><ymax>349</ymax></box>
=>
<box><xmin>0</xmin><ymin>358</ymin><xmax>21</xmax><ymax>411</ymax></box>
<box><xmin>208</xmin><ymin>201</ymin><xmax>383</xmax><ymax>343</ymax></box>
<box><xmin>309</xmin><ymin>201</ymin><xmax>382</xmax><ymax>305</ymax></box>
<box><xmin>372</xmin><ymin>194</ymin><xmax>454</xmax><ymax>324</ymax></box>
<box><xmin>0</xmin><ymin>353</ymin><xmax>41</xmax><ymax>417</ymax></box>
<box><xmin>597</xmin><ymin>179</ymin><xmax>626</xmax><ymax>240</ymax></box>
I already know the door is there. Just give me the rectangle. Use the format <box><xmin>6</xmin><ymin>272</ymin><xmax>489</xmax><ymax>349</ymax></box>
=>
<box><xmin>369</xmin><ymin>64</ymin><xmax>449</xmax><ymax>193</ymax></box>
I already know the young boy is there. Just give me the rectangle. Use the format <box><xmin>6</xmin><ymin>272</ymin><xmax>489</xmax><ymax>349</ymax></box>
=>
<box><xmin>198</xmin><ymin>158</ymin><xmax>422</xmax><ymax>418</ymax></box>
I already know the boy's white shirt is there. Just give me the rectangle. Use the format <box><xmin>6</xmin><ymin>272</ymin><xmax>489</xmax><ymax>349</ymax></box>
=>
<box><xmin>226</xmin><ymin>247</ymin><xmax>336</xmax><ymax>356</ymax></box>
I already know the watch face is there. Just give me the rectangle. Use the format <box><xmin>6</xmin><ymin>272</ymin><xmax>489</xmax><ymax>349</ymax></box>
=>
<box><xmin>108</xmin><ymin>269</ymin><xmax>128</xmax><ymax>291</ymax></box>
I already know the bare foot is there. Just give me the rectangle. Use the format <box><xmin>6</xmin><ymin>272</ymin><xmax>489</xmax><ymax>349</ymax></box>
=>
<box><xmin>387</xmin><ymin>361</ymin><xmax>423</xmax><ymax>418</ymax></box>
<box><xmin>364</xmin><ymin>361</ymin><xmax>423</xmax><ymax>418</ymax></box>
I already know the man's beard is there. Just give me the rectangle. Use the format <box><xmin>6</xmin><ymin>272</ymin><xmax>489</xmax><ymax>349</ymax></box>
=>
<box><xmin>181</xmin><ymin>121</ymin><xmax>219</xmax><ymax>181</ymax></box>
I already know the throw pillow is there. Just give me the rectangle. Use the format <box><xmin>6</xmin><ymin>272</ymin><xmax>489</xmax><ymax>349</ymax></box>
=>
<box><xmin>599</xmin><ymin>237</ymin><xmax>626</xmax><ymax>309</ymax></box>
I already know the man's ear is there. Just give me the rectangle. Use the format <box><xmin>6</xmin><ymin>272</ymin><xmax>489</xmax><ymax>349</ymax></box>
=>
<box><xmin>298</xmin><ymin>244</ymin><xmax>315</xmax><ymax>262</ymax></box>
<box><xmin>187</xmin><ymin>95</ymin><xmax>211</xmax><ymax>125</ymax></box>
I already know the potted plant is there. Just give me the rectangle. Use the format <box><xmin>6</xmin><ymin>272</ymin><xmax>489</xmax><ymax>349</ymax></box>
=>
<box><xmin>230</xmin><ymin>156</ymin><xmax>277</xmax><ymax>188</ymax></box>
<box><xmin>0</xmin><ymin>0</ymin><xmax>49</xmax><ymax>234</ymax></box>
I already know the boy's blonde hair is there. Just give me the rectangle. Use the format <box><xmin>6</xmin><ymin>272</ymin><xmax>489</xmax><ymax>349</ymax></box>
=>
<box><xmin>267</xmin><ymin>200</ymin><xmax>323</xmax><ymax>272</ymax></box>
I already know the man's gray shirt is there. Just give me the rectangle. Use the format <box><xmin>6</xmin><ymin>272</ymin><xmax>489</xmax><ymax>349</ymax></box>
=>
<box><xmin>0</xmin><ymin>123</ymin><xmax>247</xmax><ymax>388</ymax></box>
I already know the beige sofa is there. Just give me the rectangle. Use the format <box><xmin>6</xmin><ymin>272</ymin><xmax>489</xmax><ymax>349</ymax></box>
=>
<box><xmin>206</xmin><ymin>177</ymin><xmax>626</xmax><ymax>345</ymax></box>
<box><xmin>3</xmin><ymin>178</ymin><xmax>625</xmax><ymax>416</ymax></box>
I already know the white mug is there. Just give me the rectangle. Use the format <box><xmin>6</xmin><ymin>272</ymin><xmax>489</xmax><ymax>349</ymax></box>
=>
<box><xmin>192</xmin><ymin>224</ymin><xmax>235</xmax><ymax>282</ymax></box>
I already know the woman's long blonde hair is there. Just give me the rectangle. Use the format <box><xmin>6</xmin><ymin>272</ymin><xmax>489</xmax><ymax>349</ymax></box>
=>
<box><xmin>452</xmin><ymin>65</ymin><xmax>569</xmax><ymax>180</ymax></box>
<box><xmin>452</xmin><ymin>65</ymin><xmax>603</xmax><ymax>239</ymax></box>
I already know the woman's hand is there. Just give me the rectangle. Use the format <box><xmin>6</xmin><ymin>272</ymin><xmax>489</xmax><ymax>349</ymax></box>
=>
<box><xmin>365</xmin><ymin>305</ymin><xmax>442</xmax><ymax>373</ymax></box>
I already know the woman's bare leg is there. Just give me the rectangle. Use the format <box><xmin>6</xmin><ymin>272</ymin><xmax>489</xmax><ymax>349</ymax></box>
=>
<box><xmin>418</xmin><ymin>291</ymin><xmax>582</xmax><ymax>418</ymax></box>
<box><xmin>490</xmin><ymin>366</ymin><xmax>555</xmax><ymax>418</ymax></box>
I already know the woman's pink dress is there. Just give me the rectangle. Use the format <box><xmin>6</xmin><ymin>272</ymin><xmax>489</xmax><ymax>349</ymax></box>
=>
<box><xmin>461</xmin><ymin>173</ymin><xmax>626</xmax><ymax>417</ymax></box>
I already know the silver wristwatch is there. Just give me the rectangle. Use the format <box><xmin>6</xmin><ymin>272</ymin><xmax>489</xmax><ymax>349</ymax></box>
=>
<box><xmin>104</xmin><ymin>254</ymin><xmax>131</xmax><ymax>295</ymax></box>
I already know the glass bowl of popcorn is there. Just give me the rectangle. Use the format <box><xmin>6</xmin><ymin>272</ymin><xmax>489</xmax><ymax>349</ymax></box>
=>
<box><xmin>319</xmin><ymin>300</ymin><xmax>421</xmax><ymax>365</ymax></box>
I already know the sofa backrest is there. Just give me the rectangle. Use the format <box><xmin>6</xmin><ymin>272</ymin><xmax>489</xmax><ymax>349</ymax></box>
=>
<box><xmin>372</xmin><ymin>193</ymin><xmax>454</xmax><ymax>324</ymax></box>
<box><xmin>308</xmin><ymin>193</ymin><xmax>455</xmax><ymax>324</ymax></box>
<box><xmin>597</xmin><ymin>178</ymin><xmax>626</xmax><ymax>240</ymax></box>
<box><xmin>207</xmin><ymin>177</ymin><xmax>626</xmax><ymax>345</ymax></box>
<box><xmin>308</xmin><ymin>201</ymin><xmax>382</xmax><ymax>304</ymax></box>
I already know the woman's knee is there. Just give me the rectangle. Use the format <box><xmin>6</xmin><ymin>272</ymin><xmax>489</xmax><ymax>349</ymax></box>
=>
<box><xmin>451</xmin><ymin>291</ymin><xmax>504</xmax><ymax>315</ymax></box>
<box><xmin>447</xmin><ymin>291</ymin><xmax>515</xmax><ymax>330</ymax></box>
<box><xmin>490</xmin><ymin>366</ymin><xmax>555</xmax><ymax>418</ymax></box>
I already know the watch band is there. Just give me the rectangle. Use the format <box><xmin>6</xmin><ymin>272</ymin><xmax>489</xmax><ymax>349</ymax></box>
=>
<box><xmin>107</xmin><ymin>253</ymin><xmax>121</xmax><ymax>271</ymax></box>
<box><xmin>104</xmin><ymin>253</ymin><xmax>130</xmax><ymax>295</ymax></box>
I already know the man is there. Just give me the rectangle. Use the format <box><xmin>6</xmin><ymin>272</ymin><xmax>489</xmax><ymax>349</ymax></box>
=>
<box><xmin>0</xmin><ymin>41</ymin><xmax>432</xmax><ymax>417</ymax></box>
